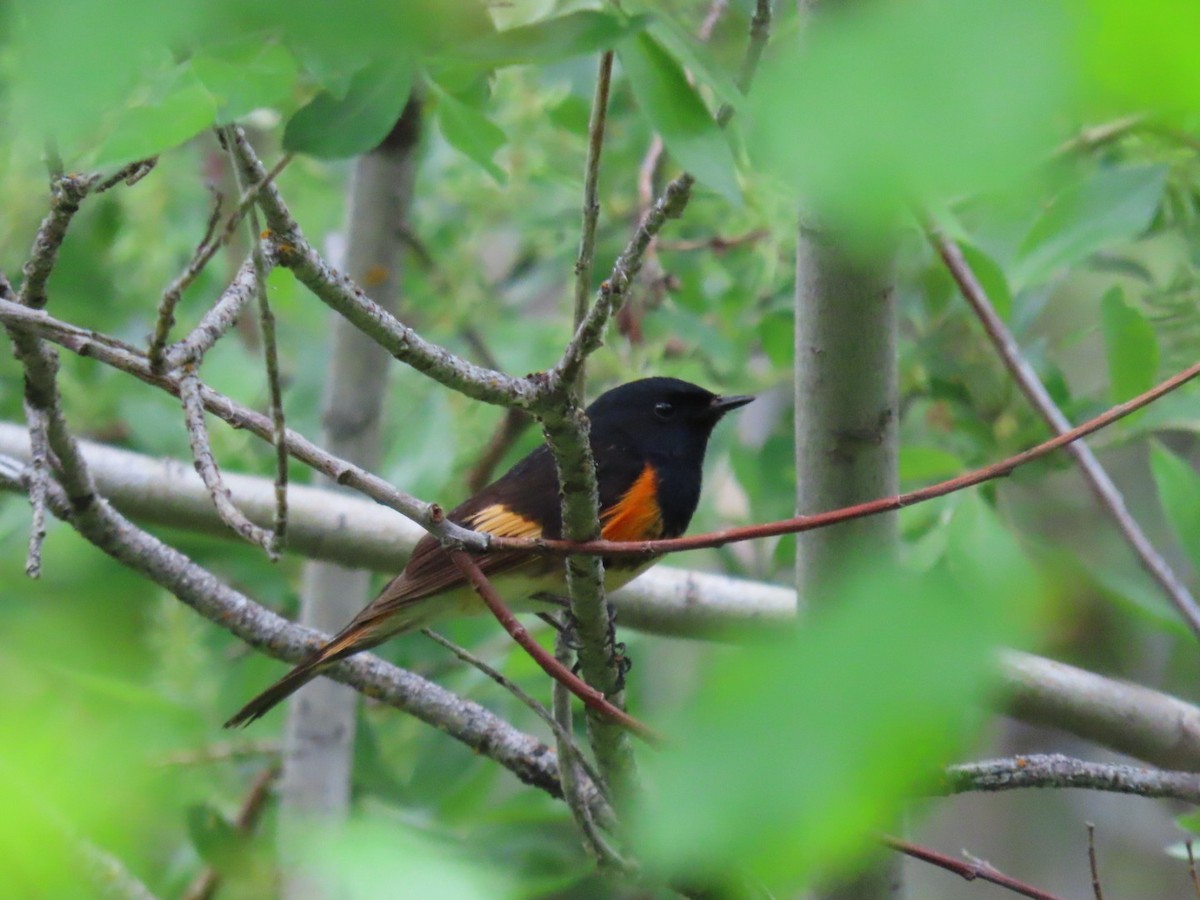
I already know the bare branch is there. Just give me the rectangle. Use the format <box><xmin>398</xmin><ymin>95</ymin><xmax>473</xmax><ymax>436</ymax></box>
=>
<box><xmin>883</xmin><ymin>836</ymin><xmax>1065</xmax><ymax>900</ymax></box>
<box><xmin>446</xmin><ymin>547</ymin><xmax>662</xmax><ymax>744</ymax></box>
<box><xmin>164</xmin><ymin>253</ymin><xmax>273</xmax><ymax>371</ymax></box>
<box><xmin>94</xmin><ymin>157</ymin><xmax>158</xmax><ymax>194</ymax></box>
<box><xmin>928</xmin><ymin>224</ymin><xmax>1200</xmax><ymax>642</ymax></box>
<box><xmin>10</xmin><ymin>436</ymin><xmax>1200</xmax><ymax>774</ymax></box>
<box><xmin>224</xmin><ymin>128</ymin><xmax>288</xmax><ymax>550</ymax></box>
<box><xmin>1188</xmin><ymin>841</ymin><xmax>1200</xmax><ymax>899</ymax></box>
<box><xmin>0</xmin><ymin>457</ymin><xmax>612</xmax><ymax>825</ymax></box>
<box><xmin>149</xmin><ymin>151</ymin><xmax>292</xmax><ymax>371</ymax></box>
<box><xmin>573</xmin><ymin>51</ymin><xmax>615</xmax><ymax>339</ymax></box>
<box><xmin>421</xmin><ymin>627</ymin><xmax>606</xmax><ymax>793</ymax></box>
<box><xmin>550</xmin><ymin>625</ymin><xmax>623</xmax><ymax>866</ymax></box>
<box><xmin>21</xmin><ymin>395</ymin><xmax>49</xmax><ymax>577</ymax></box>
<box><xmin>1001</xmin><ymin>651</ymin><xmax>1200</xmax><ymax>771</ymax></box>
<box><xmin>223</xmin><ymin>127</ymin><xmax>536</xmax><ymax>409</ymax></box>
<box><xmin>944</xmin><ymin>753</ymin><xmax>1200</xmax><ymax>804</ymax></box>
<box><xmin>179</xmin><ymin>367</ymin><xmax>278</xmax><ymax>557</ymax></box>
<box><xmin>0</xmin><ymin>299</ymin><xmax>482</xmax><ymax>548</ymax></box>
<box><xmin>1086</xmin><ymin>822</ymin><xmax>1104</xmax><ymax>900</ymax></box>
<box><xmin>149</xmin><ymin>186</ymin><xmax>224</xmax><ymax>371</ymax></box>
<box><xmin>18</xmin><ymin>173</ymin><xmax>93</xmax><ymax>310</ymax></box>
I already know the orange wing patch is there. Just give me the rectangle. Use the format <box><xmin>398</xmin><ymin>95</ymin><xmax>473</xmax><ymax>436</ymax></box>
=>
<box><xmin>601</xmin><ymin>464</ymin><xmax>663</xmax><ymax>542</ymax></box>
<box><xmin>469</xmin><ymin>504</ymin><xmax>544</xmax><ymax>539</ymax></box>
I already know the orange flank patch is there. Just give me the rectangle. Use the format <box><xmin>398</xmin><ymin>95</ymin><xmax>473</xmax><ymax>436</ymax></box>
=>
<box><xmin>602</xmin><ymin>465</ymin><xmax>663</xmax><ymax>542</ymax></box>
<box><xmin>469</xmin><ymin>504</ymin><xmax>544</xmax><ymax>539</ymax></box>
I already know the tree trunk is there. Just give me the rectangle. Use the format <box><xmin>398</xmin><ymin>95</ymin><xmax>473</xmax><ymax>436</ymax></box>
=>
<box><xmin>794</xmin><ymin>222</ymin><xmax>903</xmax><ymax>898</ymax></box>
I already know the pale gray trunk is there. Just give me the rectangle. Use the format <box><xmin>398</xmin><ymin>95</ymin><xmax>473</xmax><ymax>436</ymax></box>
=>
<box><xmin>279</xmin><ymin>106</ymin><xmax>419</xmax><ymax>899</ymax></box>
<box><xmin>794</xmin><ymin>223</ymin><xmax>903</xmax><ymax>898</ymax></box>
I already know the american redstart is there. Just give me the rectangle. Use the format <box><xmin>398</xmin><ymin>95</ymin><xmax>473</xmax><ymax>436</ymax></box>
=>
<box><xmin>225</xmin><ymin>377</ymin><xmax>752</xmax><ymax>727</ymax></box>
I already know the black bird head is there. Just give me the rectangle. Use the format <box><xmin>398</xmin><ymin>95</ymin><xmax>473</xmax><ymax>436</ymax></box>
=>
<box><xmin>587</xmin><ymin>377</ymin><xmax>753</xmax><ymax>453</ymax></box>
<box><xmin>587</xmin><ymin>377</ymin><xmax>754</xmax><ymax>536</ymax></box>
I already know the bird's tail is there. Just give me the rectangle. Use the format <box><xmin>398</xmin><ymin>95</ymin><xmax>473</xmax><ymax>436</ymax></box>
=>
<box><xmin>223</xmin><ymin>624</ymin><xmax>383</xmax><ymax>729</ymax></box>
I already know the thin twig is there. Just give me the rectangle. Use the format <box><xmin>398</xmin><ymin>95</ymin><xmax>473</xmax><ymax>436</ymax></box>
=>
<box><xmin>18</xmin><ymin>173</ymin><xmax>94</xmax><ymax>310</ymax></box>
<box><xmin>0</xmin><ymin>295</ymin><xmax>484</xmax><ymax>549</ymax></box>
<box><xmin>1086</xmin><ymin>822</ymin><xmax>1104</xmax><ymax>900</ymax></box>
<box><xmin>224</xmin><ymin>127</ymin><xmax>287</xmax><ymax>552</ymax></box>
<box><xmin>1187</xmin><ymin>841</ymin><xmax>1200</xmax><ymax>898</ymax></box>
<box><xmin>150</xmin><ymin>152</ymin><xmax>292</xmax><ymax>372</ymax></box>
<box><xmin>0</xmin><ymin>458</ymin><xmax>612</xmax><ymax>827</ymax></box>
<box><xmin>1054</xmin><ymin>115</ymin><xmax>1145</xmax><ymax>158</ymax></box>
<box><xmin>21</xmin><ymin>397</ymin><xmax>49</xmax><ymax>577</ymax></box>
<box><xmin>445</xmin><ymin>548</ymin><xmax>663</xmax><ymax>744</ymax></box>
<box><xmin>549</xmin><ymin>623</ymin><xmax>624</xmax><ymax>867</ymax></box>
<box><xmin>628</xmin><ymin>0</ymin><xmax>735</xmax><ymax>345</ymax></box>
<box><xmin>5</xmin><ymin>288</ymin><xmax>1200</xmax><ymax>569</ymax></box>
<box><xmin>731</xmin><ymin>0</ymin><xmax>773</xmax><ymax>103</ymax></box>
<box><xmin>420</xmin><ymin>627</ymin><xmax>604</xmax><ymax>791</ymax></box>
<box><xmin>163</xmin><ymin>253</ymin><xmax>274</xmax><ymax>371</ymax></box>
<box><xmin>223</xmin><ymin>127</ymin><xmax>538</xmax><ymax>410</ymax></box>
<box><xmin>149</xmin><ymin>187</ymin><xmax>224</xmax><ymax>371</ymax></box>
<box><xmin>179</xmin><ymin>367</ymin><xmax>278</xmax><ymax>558</ymax></box>
<box><xmin>699</xmin><ymin>0</ymin><xmax>730</xmax><ymax>40</ymax></box>
<box><xmin>94</xmin><ymin>157</ymin><xmax>158</xmax><ymax>194</ymax></box>
<box><xmin>489</xmin><ymin>355</ymin><xmax>1200</xmax><ymax>557</ymax></box>
<box><xmin>928</xmin><ymin>224</ymin><xmax>1200</xmax><ymax>642</ymax></box>
<box><xmin>943</xmin><ymin>753</ymin><xmax>1200</xmax><ymax>804</ymax></box>
<box><xmin>883</xmin><ymin>836</ymin><xmax>1065</xmax><ymax>900</ymax></box>
<box><xmin>573</xmin><ymin>51</ymin><xmax>614</xmax><ymax>340</ymax></box>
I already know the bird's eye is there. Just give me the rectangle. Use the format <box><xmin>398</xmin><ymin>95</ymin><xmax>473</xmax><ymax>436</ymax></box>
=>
<box><xmin>654</xmin><ymin>401</ymin><xmax>675</xmax><ymax>421</ymax></box>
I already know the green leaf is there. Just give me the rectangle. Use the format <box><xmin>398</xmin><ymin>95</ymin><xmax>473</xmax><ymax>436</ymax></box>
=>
<box><xmin>1101</xmin><ymin>287</ymin><xmax>1158</xmax><ymax>408</ymax></box>
<box><xmin>645</xmin><ymin>15</ymin><xmax>743</xmax><ymax>109</ymax></box>
<box><xmin>430</xmin><ymin>84</ymin><xmax>507</xmax><ymax>184</ymax></box>
<box><xmin>899</xmin><ymin>446</ymin><xmax>963</xmax><ymax>482</ymax></box>
<box><xmin>450</xmin><ymin>10</ymin><xmax>646</xmax><ymax>68</ymax></box>
<box><xmin>92</xmin><ymin>65</ymin><xmax>217</xmax><ymax>168</ymax></box>
<box><xmin>1150</xmin><ymin>442</ymin><xmax>1200</xmax><ymax>575</ymax></box>
<box><xmin>190</xmin><ymin>38</ymin><xmax>299</xmax><ymax>124</ymax></box>
<box><xmin>636</xmin><ymin>495</ymin><xmax>1038</xmax><ymax>889</ymax></box>
<box><xmin>749</xmin><ymin>0</ymin><xmax>1071</xmax><ymax>231</ymax></box>
<box><xmin>1014</xmin><ymin>166</ymin><xmax>1167</xmax><ymax>288</ymax></box>
<box><xmin>618</xmin><ymin>32</ymin><xmax>739</xmax><ymax>202</ymax></box>
<box><xmin>283</xmin><ymin>59</ymin><xmax>413</xmax><ymax>159</ymax></box>
<box><xmin>956</xmin><ymin>242</ymin><xmax>1013</xmax><ymax>322</ymax></box>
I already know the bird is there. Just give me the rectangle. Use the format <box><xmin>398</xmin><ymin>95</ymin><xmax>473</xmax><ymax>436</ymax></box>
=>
<box><xmin>225</xmin><ymin>377</ymin><xmax>753</xmax><ymax>727</ymax></box>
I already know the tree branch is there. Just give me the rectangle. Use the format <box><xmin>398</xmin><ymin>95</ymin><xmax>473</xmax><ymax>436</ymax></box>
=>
<box><xmin>179</xmin><ymin>366</ymin><xmax>278</xmax><ymax>557</ymax></box>
<box><xmin>927</xmin><ymin>224</ymin><xmax>1200</xmax><ymax>642</ymax></box>
<box><xmin>943</xmin><ymin>753</ymin><xmax>1200</xmax><ymax>804</ymax></box>
<box><xmin>224</xmin><ymin>127</ymin><xmax>537</xmax><ymax>410</ymax></box>
<box><xmin>446</xmin><ymin>548</ymin><xmax>662</xmax><ymax>744</ymax></box>
<box><xmin>883</xmin><ymin>836</ymin><xmax>1064</xmax><ymax>900</ymax></box>
<box><xmin>488</xmin><ymin>356</ymin><xmax>1200</xmax><ymax>557</ymax></box>
<box><xmin>0</xmin><ymin>455</ymin><xmax>613</xmax><ymax>826</ymax></box>
<box><xmin>0</xmin><ymin>299</ymin><xmax>484</xmax><ymax>549</ymax></box>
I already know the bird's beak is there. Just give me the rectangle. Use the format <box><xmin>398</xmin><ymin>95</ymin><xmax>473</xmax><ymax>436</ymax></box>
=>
<box><xmin>710</xmin><ymin>393</ymin><xmax>755</xmax><ymax>417</ymax></box>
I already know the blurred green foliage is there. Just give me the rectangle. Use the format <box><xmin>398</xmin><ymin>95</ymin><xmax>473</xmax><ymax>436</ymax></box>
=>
<box><xmin>1</xmin><ymin>0</ymin><xmax>1200</xmax><ymax>896</ymax></box>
